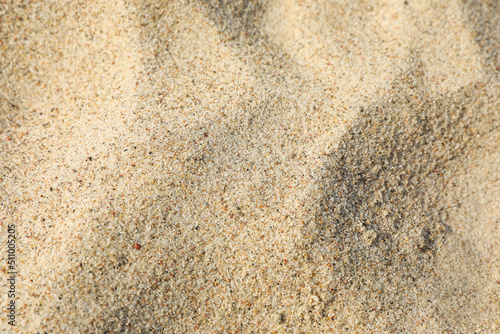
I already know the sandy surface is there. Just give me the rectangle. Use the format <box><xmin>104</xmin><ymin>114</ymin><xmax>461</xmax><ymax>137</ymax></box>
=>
<box><xmin>0</xmin><ymin>0</ymin><xmax>499</xmax><ymax>332</ymax></box>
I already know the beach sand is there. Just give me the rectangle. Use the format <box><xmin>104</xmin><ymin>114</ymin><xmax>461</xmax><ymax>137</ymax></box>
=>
<box><xmin>0</xmin><ymin>0</ymin><xmax>499</xmax><ymax>332</ymax></box>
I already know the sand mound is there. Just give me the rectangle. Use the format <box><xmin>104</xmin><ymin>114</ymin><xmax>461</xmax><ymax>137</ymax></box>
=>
<box><xmin>1</xmin><ymin>0</ymin><xmax>498</xmax><ymax>332</ymax></box>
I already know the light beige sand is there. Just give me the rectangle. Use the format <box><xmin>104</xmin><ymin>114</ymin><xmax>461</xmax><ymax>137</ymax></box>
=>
<box><xmin>0</xmin><ymin>0</ymin><xmax>499</xmax><ymax>332</ymax></box>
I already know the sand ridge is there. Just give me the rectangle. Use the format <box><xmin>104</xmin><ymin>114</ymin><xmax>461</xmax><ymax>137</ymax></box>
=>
<box><xmin>0</xmin><ymin>0</ymin><xmax>499</xmax><ymax>332</ymax></box>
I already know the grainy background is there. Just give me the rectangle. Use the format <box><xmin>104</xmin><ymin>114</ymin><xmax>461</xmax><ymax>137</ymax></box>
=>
<box><xmin>1</xmin><ymin>0</ymin><xmax>498</xmax><ymax>332</ymax></box>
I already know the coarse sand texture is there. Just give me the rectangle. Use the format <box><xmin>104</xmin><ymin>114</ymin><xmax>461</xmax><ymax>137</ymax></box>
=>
<box><xmin>0</xmin><ymin>0</ymin><xmax>499</xmax><ymax>333</ymax></box>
